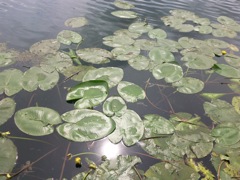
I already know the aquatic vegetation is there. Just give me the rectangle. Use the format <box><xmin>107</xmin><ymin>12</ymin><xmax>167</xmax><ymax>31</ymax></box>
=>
<box><xmin>1</xmin><ymin>0</ymin><xmax>240</xmax><ymax>179</ymax></box>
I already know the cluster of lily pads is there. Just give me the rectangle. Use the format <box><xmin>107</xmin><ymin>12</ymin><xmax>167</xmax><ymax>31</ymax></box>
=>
<box><xmin>1</xmin><ymin>0</ymin><xmax>240</xmax><ymax>179</ymax></box>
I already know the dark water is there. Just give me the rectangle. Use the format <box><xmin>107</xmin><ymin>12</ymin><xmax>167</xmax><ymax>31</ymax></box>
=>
<box><xmin>0</xmin><ymin>0</ymin><xmax>240</xmax><ymax>179</ymax></box>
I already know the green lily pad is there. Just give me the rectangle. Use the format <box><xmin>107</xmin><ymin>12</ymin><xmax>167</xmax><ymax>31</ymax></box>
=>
<box><xmin>134</xmin><ymin>39</ymin><xmax>158</xmax><ymax>51</ymax></box>
<box><xmin>0</xmin><ymin>98</ymin><xmax>16</xmax><ymax>126</ymax></box>
<box><xmin>200</xmin><ymin>93</ymin><xmax>226</xmax><ymax>101</ymax></box>
<box><xmin>14</xmin><ymin>107</ymin><xmax>62</xmax><ymax>136</ymax></box>
<box><xmin>22</xmin><ymin>66</ymin><xmax>59</xmax><ymax>92</ymax></box>
<box><xmin>170</xmin><ymin>9</ymin><xmax>198</xmax><ymax>21</ymax></box>
<box><xmin>111</xmin><ymin>45</ymin><xmax>140</xmax><ymax>61</ymax></box>
<box><xmin>212</xmin><ymin>28</ymin><xmax>237</xmax><ymax>38</ymax></box>
<box><xmin>194</xmin><ymin>25</ymin><xmax>213</xmax><ymax>34</ymax></box>
<box><xmin>144</xmin><ymin>114</ymin><xmax>175</xmax><ymax>135</ymax></box>
<box><xmin>224</xmin><ymin>54</ymin><xmax>240</xmax><ymax>68</ymax></box>
<box><xmin>108</xmin><ymin>109</ymin><xmax>144</xmax><ymax>146</ymax></box>
<box><xmin>60</xmin><ymin>65</ymin><xmax>95</xmax><ymax>81</ymax></box>
<box><xmin>175</xmin><ymin>24</ymin><xmax>194</xmax><ymax>32</ymax></box>
<box><xmin>232</xmin><ymin>96</ymin><xmax>240</xmax><ymax>114</ymax></box>
<box><xmin>111</xmin><ymin>10</ymin><xmax>138</xmax><ymax>19</ymax></box>
<box><xmin>57</xmin><ymin>30</ymin><xmax>83</xmax><ymax>45</ymax></box>
<box><xmin>64</xmin><ymin>17</ymin><xmax>88</xmax><ymax>28</ymax></box>
<box><xmin>128</xmin><ymin>22</ymin><xmax>153</xmax><ymax>34</ymax></box>
<box><xmin>149</xmin><ymin>48</ymin><xmax>175</xmax><ymax>64</ymax></box>
<box><xmin>228</xmin><ymin>79</ymin><xmax>240</xmax><ymax>93</ymax></box>
<box><xmin>172</xmin><ymin>77</ymin><xmax>204</xmax><ymax>94</ymax></box>
<box><xmin>40</xmin><ymin>52</ymin><xmax>73</xmax><ymax>73</ymax></box>
<box><xmin>194</xmin><ymin>17</ymin><xmax>211</xmax><ymax>25</ymax></box>
<box><xmin>161</xmin><ymin>15</ymin><xmax>186</xmax><ymax>27</ymax></box>
<box><xmin>57</xmin><ymin>109</ymin><xmax>115</xmax><ymax>142</ymax></box>
<box><xmin>114</xmin><ymin>0</ymin><xmax>135</xmax><ymax>9</ymax></box>
<box><xmin>152</xmin><ymin>63</ymin><xmax>183</xmax><ymax>83</ymax></box>
<box><xmin>0</xmin><ymin>138</ymin><xmax>17</xmax><ymax>177</ymax></box>
<box><xmin>117</xmin><ymin>81</ymin><xmax>145</xmax><ymax>103</ymax></box>
<box><xmin>113</xmin><ymin>29</ymin><xmax>141</xmax><ymax>39</ymax></box>
<box><xmin>76</xmin><ymin>48</ymin><xmax>112</xmax><ymax>64</ymax></box>
<box><xmin>103</xmin><ymin>35</ymin><xmax>135</xmax><ymax>47</ymax></box>
<box><xmin>66</xmin><ymin>80</ymin><xmax>109</xmax><ymax>109</ymax></box>
<box><xmin>82</xmin><ymin>67</ymin><xmax>123</xmax><ymax>88</ymax></box>
<box><xmin>29</xmin><ymin>39</ymin><xmax>60</xmax><ymax>56</ymax></box>
<box><xmin>215</xmin><ymin>64</ymin><xmax>240</xmax><ymax>78</ymax></box>
<box><xmin>0</xmin><ymin>52</ymin><xmax>16</xmax><ymax>67</ymax></box>
<box><xmin>0</xmin><ymin>68</ymin><xmax>23</xmax><ymax>96</ymax></box>
<box><xmin>157</xmin><ymin>39</ymin><xmax>182</xmax><ymax>52</ymax></box>
<box><xmin>128</xmin><ymin>55</ymin><xmax>150</xmax><ymax>70</ymax></box>
<box><xmin>103</xmin><ymin>96</ymin><xmax>127</xmax><ymax>116</ymax></box>
<box><xmin>206</xmin><ymin>38</ymin><xmax>229</xmax><ymax>49</ymax></box>
<box><xmin>217</xmin><ymin>16</ymin><xmax>238</xmax><ymax>25</ymax></box>
<box><xmin>148</xmin><ymin>28</ymin><xmax>167</xmax><ymax>39</ymax></box>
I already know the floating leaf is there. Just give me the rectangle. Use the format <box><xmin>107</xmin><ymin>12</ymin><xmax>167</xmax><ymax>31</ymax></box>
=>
<box><xmin>103</xmin><ymin>96</ymin><xmax>127</xmax><ymax>116</ymax></box>
<box><xmin>111</xmin><ymin>10</ymin><xmax>138</xmax><ymax>19</ymax></box>
<box><xmin>128</xmin><ymin>22</ymin><xmax>153</xmax><ymax>34</ymax></box>
<box><xmin>29</xmin><ymin>39</ymin><xmax>60</xmax><ymax>56</ymax></box>
<box><xmin>148</xmin><ymin>28</ymin><xmax>167</xmax><ymax>39</ymax></box>
<box><xmin>64</xmin><ymin>17</ymin><xmax>88</xmax><ymax>28</ymax></box>
<box><xmin>72</xmin><ymin>155</ymin><xmax>141</xmax><ymax>179</ymax></box>
<box><xmin>217</xmin><ymin>16</ymin><xmax>237</xmax><ymax>25</ymax></box>
<box><xmin>232</xmin><ymin>96</ymin><xmax>240</xmax><ymax>114</ymax></box>
<box><xmin>108</xmin><ymin>109</ymin><xmax>144</xmax><ymax>146</ymax></box>
<box><xmin>0</xmin><ymin>138</ymin><xmax>17</xmax><ymax>177</ymax></box>
<box><xmin>0</xmin><ymin>98</ymin><xmax>16</xmax><ymax>126</ymax></box>
<box><xmin>22</xmin><ymin>66</ymin><xmax>59</xmax><ymax>92</ymax></box>
<box><xmin>172</xmin><ymin>77</ymin><xmax>204</xmax><ymax>94</ymax></box>
<box><xmin>200</xmin><ymin>93</ymin><xmax>226</xmax><ymax>100</ymax></box>
<box><xmin>114</xmin><ymin>29</ymin><xmax>141</xmax><ymax>39</ymax></box>
<box><xmin>144</xmin><ymin>114</ymin><xmax>175</xmax><ymax>135</ymax></box>
<box><xmin>203</xmin><ymin>99</ymin><xmax>240</xmax><ymax>123</ymax></box>
<box><xmin>40</xmin><ymin>52</ymin><xmax>73</xmax><ymax>73</ymax></box>
<box><xmin>212</xmin><ymin>28</ymin><xmax>237</xmax><ymax>38</ymax></box>
<box><xmin>0</xmin><ymin>52</ymin><xmax>15</xmax><ymax>67</ymax></box>
<box><xmin>224</xmin><ymin>54</ymin><xmax>240</xmax><ymax>68</ymax></box>
<box><xmin>152</xmin><ymin>63</ymin><xmax>183</xmax><ymax>83</ymax></box>
<box><xmin>145</xmin><ymin>162</ymin><xmax>200</xmax><ymax>180</ymax></box>
<box><xmin>170</xmin><ymin>9</ymin><xmax>199</xmax><ymax>21</ymax></box>
<box><xmin>194</xmin><ymin>17</ymin><xmax>211</xmax><ymax>25</ymax></box>
<box><xmin>228</xmin><ymin>79</ymin><xmax>240</xmax><ymax>93</ymax></box>
<box><xmin>134</xmin><ymin>39</ymin><xmax>158</xmax><ymax>51</ymax></box>
<box><xmin>175</xmin><ymin>24</ymin><xmax>194</xmax><ymax>32</ymax></box>
<box><xmin>114</xmin><ymin>0</ymin><xmax>135</xmax><ymax>9</ymax></box>
<box><xmin>215</xmin><ymin>64</ymin><xmax>240</xmax><ymax>78</ymax></box>
<box><xmin>82</xmin><ymin>67</ymin><xmax>123</xmax><ymax>88</ymax></box>
<box><xmin>157</xmin><ymin>39</ymin><xmax>182</xmax><ymax>52</ymax></box>
<box><xmin>117</xmin><ymin>81</ymin><xmax>145</xmax><ymax>103</ymax></box>
<box><xmin>111</xmin><ymin>45</ymin><xmax>140</xmax><ymax>61</ymax></box>
<box><xmin>161</xmin><ymin>15</ymin><xmax>186</xmax><ymax>27</ymax></box>
<box><xmin>66</xmin><ymin>80</ymin><xmax>109</xmax><ymax>109</ymax></box>
<box><xmin>206</xmin><ymin>39</ymin><xmax>229</xmax><ymax>49</ymax></box>
<box><xmin>57</xmin><ymin>109</ymin><xmax>115</xmax><ymax>142</ymax></box>
<box><xmin>103</xmin><ymin>35</ymin><xmax>135</xmax><ymax>47</ymax></box>
<box><xmin>128</xmin><ymin>55</ymin><xmax>150</xmax><ymax>70</ymax></box>
<box><xmin>14</xmin><ymin>107</ymin><xmax>62</xmax><ymax>136</ymax></box>
<box><xmin>76</xmin><ymin>48</ymin><xmax>112</xmax><ymax>64</ymax></box>
<box><xmin>57</xmin><ymin>30</ymin><xmax>82</xmax><ymax>45</ymax></box>
<box><xmin>194</xmin><ymin>25</ymin><xmax>212</xmax><ymax>34</ymax></box>
<box><xmin>149</xmin><ymin>48</ymin><xmax>175</xmax><ymax>64</ymax></box>
<box><xmin>0</xmin><ymin>68</ymin><xmax>23</xmax><ymax>96</ymax></box>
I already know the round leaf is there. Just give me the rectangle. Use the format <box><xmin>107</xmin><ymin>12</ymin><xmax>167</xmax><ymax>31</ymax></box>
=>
<box><xmin>117</xmin><ymin>81</ymin><xmax>145</xmax><ymax>103</ymax></box>
<box><xmin>114</xmin><ymin>0</ymin><xmax>135</xmax><ymax>9</ymax></box>
<box><xmin>57</xmin><ymin>109</ymin><xmax>115</xmax><ymax>142</ymax></box>
<box><xmin>148</xmin><ymin>29</ymin><xmax>167</xmax><ymax>39</ymax></box>
<box><xmin>57</xmin><ymin>30</ymin><xmax>82</xmax><ymax>45</ymax></box>
<box><xmin>0</xmin><ymin>98</ymin><xmax>16</xmax><ymax>126</ymax></box>
<box><xmin>149</xmin><ymin>48</ymin><xmax>175</xmax><ymax>64</ymax></box>
<box><xmin>128</xmin><ymin>22</ymin><xmax>153</xmax><ymax>34</ymax></box>
<box><xmin>30</xmin><ymin>39</ymin><xmax>60</xmax><ymax>56</ymax></box>
<box><xmin>128</xmin><ymin>55</ymin><xmax>150</xmax><ymax>70</ymax></box>
<box><xmin>215</xmin><ymin>64</ymin><xmax>240</xmax><ymax>78</ymax></box>
<box><xmin>103</xmin><ymin>35</ymin><xmax>135</xmax><ymax>48</ymax></box>
<box><xmin>0</xmin><ymin>52</ymin><xmax>15</xmax><ymax>67</ymax></box>
<box><xmin>111</xmin><ymin>45</ymin><xmax>140</xmax><ymax>61</ymax></box>
<box><xmin>64</xmin><ymin>17</ymin><xmax>88</xmax><ymax>28</ymax></box>
<box><xmin>103</xmin><ymin>96</ymin><xmax>127</xmax><ymax>116</ymax></box>
<box><xmin>14</xmin><ymin>107</ymin><xmax>62</xmax><ymax>136</ymax></box>
<box><xmin>111</xmin><ymin>10</ymin><xmax>138</xmax><ymax>19</ymax></box>
<box><xmin>224</xmin><ymin>54</ymin><xmax>240</xmax><ymax>68</ymax></box>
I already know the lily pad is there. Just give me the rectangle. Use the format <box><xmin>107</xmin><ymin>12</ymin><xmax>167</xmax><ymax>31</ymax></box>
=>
<box><xmin>175</xmin><ymin>24</ymin><xmax>194</xmax><ymax>32</ymax></box>
<box><xmin>228</xmin><ymin>79</ymin><xmax>240</xmax><ymax>93</ymax></box>
<box><xmin>111</xmin><ymin>45</ymin><xmax>140</xmax><ymax>61</ymax></box>
<box><xmin>57</xmin><ymin>109</ymin><xmax>115</xmax><ymax>142</ymax></box>
<box><xmin>232</xmin><ymin>96</ymin><xmax>240</xmax><ymax>114</ymax></box>
<box><xmin>103</xmin><ymin>96</ymin><xmax>127</xmax><ymax>116</ymax></box>
<box><xmin>157</xmin><ymin>39</ymin><xmax>182</xmax><ymax>52</ymax></box>
<box><xmin>200</xmin><ymin>93</ymin><xmax>226</xmax><ymax>100</ymax></box>
<box><xmin>0</xmin><ymin>68</ymin><xmax>23</xmax><ymax>96</ymax></box>
<box><xmin>0</xmin><ymin>98</ymin><xmax>16</xmax><ymax>126</ymax></box>
<box><xmin>134</xmin><ymin>39</ymin><xmax>158</xmax><ymax>51</ymax></box>
<box><xmin>103</xmin><ymin>35</ymin><xmax>135</xmax><ymax>47</ymax></box>
<box><xmin>117</xmin><ymin>81</ymin><xmax>145</xmax><ymax>103</ymax></box>
<box><xmin>149</xmin><ymin>48</ymin><xmax>175</xmax><ymax>64</ymax></box>
<box><xmin>111</xmin><ymin>10</ymin><xmax>138</xmax><ymax>19</ymax></box>
<box><xmin>194</xmin><ymin>25</ymin><xmax>212</xmax><ymax>34</ymax></box>
<box><xmin>128</xmin><ymin>22</ymin><xmax>153</xmax><ymax>34</ymax></box>
<box><xmin>148</xmin><ymin>29</ymin><xmax>167</xmax><ymax>39</ymax></box>
<box><xmin>152</xmin><ymin>63</ymin><xmax>183</xmax><ymax>83</ymax></box>
<box><xmin>0</xmin><ymin>138</ymin><xmax>17</xmax><ymax>177</ymax></box>
<box><xmin>224</xmin><ymin>54</ymin><xmax>240</xmax><ymax>68</ymax></box>
<box><xmin>22</xmin><ymin>66</ymin><xmax>59</xmax><ymax>92</ymax></box>
<box><xmin>113</xmin><ymin>29</ymin><xmax>141</xmax><ymax>39</ymax></box>
<box><xmin>128</xmin><ymin>55</ymin><xmax>150</xmax><ymax>70</ymax></box>
<box><xmin>206</xmin><ymin>39</ymin><xmax>229</xmax><ymax>49</ymax></box>
<box><xmin>57</xmin><ymin>30</ymin><xmax>82</xmax><ymax>45</ymax></box>
<box><xmin>0</xmin><ymin>52</ymin><xmax>16</xmax><ymax>67</ymax></box>
<box><xmin>172</xmin><ymin>77</ymin><xmax>204</xmax><ymax>94</ymax></box>
<box><xmin>64</xmin><ymin>17</ymin><xmax>88</xmax><ymax>28</ymax></box>
<box><xmin>14</xmin><ymin>107</ymin><xmax>62</xmax><ymax>136</ymax></box>
<box><xmin>114</xmin><ymin>0</ymin><xmax>135</xmax><ymax>9</ymax></box>
<box><xmin>29</xmin><ymin>39</ymin><xmax>60</xmax><ymax>56</ymax></box>
<box><xmin>217</xmin><ymin>16</ymin><xmax>238</xmax><ymax>25</ymax></box>
<box><xmin>66</xmin><ymin>80</ymin><xmax>109</xmax><ymax>109</ymax></box>
<box><xmin>215</xmin><ymin>64</ymin><xmax>240</xmax><ymax>78</ymax></box>
<box><xmin>108</xmin><ymin>109</ymin><xmax>144</xmax><ymax>146</ymax></box>
<box><xmin>76</xmin><ymin>48</ymin><xmax>112</xmax><ymax>64</ymax></box>
<box><xmin>82</xmin><ymin>67</ymin><xmax>123</xmax><ymax>88</ymax></box>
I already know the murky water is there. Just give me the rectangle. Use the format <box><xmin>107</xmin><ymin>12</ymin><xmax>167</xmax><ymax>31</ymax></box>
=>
<box><xmin>0</xmin><ymin>0</ymin><xmax>240</xmax><ymax>179</ymax></box>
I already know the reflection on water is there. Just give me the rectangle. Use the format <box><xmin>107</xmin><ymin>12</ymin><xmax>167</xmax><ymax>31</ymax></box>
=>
<box><xmin>0</xmin><ymin>0</ymin><xmax>240</xmax><ymax>179</ymax></box>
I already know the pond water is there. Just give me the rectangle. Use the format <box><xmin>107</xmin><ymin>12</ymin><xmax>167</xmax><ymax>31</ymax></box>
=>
<box><xmin>1</xmin><ymin>0</ymin><xmax>240</xmax><ymax>179</ymax></box>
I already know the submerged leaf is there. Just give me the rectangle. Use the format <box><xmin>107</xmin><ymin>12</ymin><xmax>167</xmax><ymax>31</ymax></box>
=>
<box><xmin>117</xmin><ymin>81</ymin><xmax>145</xmax><ymax>103</ymax></box>
<box><xmin>57</xmin><ymin>109</ymin><xmax>115</xmax><ymax>142</ymax></box>
<box><xmin>14</xmin><ymin>107</ymin><xmax>62</xmax><ymax>136</ymax></box>
<box><xmin>0</xmin><ymin>98</ymin><xmax>16</xmax><ymax>126</ymax></box>
<box><xmin>111</xmin><ymin>10</ymin><xmax>138</xmax><ymax>19</ymax></box>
